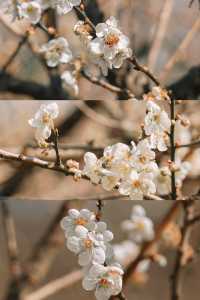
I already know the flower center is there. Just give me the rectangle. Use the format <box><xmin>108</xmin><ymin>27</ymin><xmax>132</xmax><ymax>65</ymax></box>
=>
<box><xmin>84</xmin><ymin>238</ymin><xmax>93</xmax><ymax>249</ymax></box>
<box><xmin>139</xmin><ymin>155</ymin><xmax>146</xmax><ymax>164</ymax></box>
<box><xmin>27</xmin><ymin>5</ymin><xmax>34</xmax><ymax>13</ymax></box>
<box><xmin>136</xmin><ymin>221</ymin><xmax>145</xmax><ymax>230</ymax></box>
<box><xmin>42</xmin><ymin>113</ymin><xmax>50</xmax><ymax>124</ymax></box>
<box><xmin>153</xmin><ymin>114</ymin><xmax>160</xmax><ymax>123</ymax></box>
<box><xmin>105</xmin><ymin>34</ymin><xmax>119</xmax><ymax>47</ymax></box>
<box><xmin>99</xmin><ymin>278</ymin><xmax>110</xmax><ymax>288</ymax></box>
<box><xmin>75</xmin><ymin>217</ymin><xmax>87</xmax><ymax>226</ymax></box>
<box><xmin>132</xmin><ymin>180</ymin><xmax>141</xmax><ymax>189</ymax></box>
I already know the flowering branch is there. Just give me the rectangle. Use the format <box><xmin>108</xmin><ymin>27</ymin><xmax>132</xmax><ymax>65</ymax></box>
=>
<box><xmin>170</xmin><ymin>96</ymin><xmax>177</xmax><ymax>200</ymax></box>
<box><xmin>123</xmin><ymin>202</ymin><xmax>181</xmax><ymax>284</ymax></box>
<box><xmin>170</xmin><ymin>201</ymin><xmax>196</xmax><ymax>300</ymax></box>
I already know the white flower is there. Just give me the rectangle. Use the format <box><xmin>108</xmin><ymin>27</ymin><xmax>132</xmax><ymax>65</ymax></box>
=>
<box><xmin>101</xmin><ymin>171</ymin><xmax>120</xmax><ymax>191</ymax></box>
<box><xmin>60</xmin><ymin>209</ymin><xmax>96</xmax><ymax>237</ymax></box>
<box><xmin>155</xmin><ymin>166</ymin><xmax>171</xmax><ymax>195</ymax></box>
<box><xmin>83</xmin><ymin>152</ymin><xmax>104</xmax><ymax>184</ymax></box>
<box><xmin>175</xmin><ymin>158</ymin><xmax>191</xmax><ymax>187</ymax></box>
<box><xmin>151</xmin><ymin>86</ymin><xmax>169</xmax><ymax>101</ymax></box>
<box><xmin>18</xmin><ymin>1</ymin><xmax>42</xmax><ymax>24</ymax></box>
<box><xmin>122</xmin><ymin>205</ymin><xmax>155</xmax><ymax>243</ymax></box>
<box><xmin>144</xmin><ymin>101</ymin><xmax>171</xmax><ymax>136</ymax></box>
<box><xmin>82</xmin><ymin>264</ymin><xmax>123</xmax><ymax>300</ymax></box>
<box><xmin>136</xmin><ymin>259</ymin><xmax>151</xmax><ymax>273</ymax></box>
<box><xmin>61</xmin><ymin>70</ymin><xmax>79</xmax><ymax>96</ymax></box>
<box><xmin>89</xmin><ymin>17</ymin><xmax>132</xmax><ymax>75</ymax></box>
<box><xmin>130</xmin><ymin>139</ymin><xmax>156</xmax><ymax>172</ymax></box>
<box><xmin>55</xmin><ymin>0</ymin><xmax>81</xmax><ymax>15</ymax></box>
<box><xmin>28</xmin><ymin>102</ymin><xmax>59</xmax><ymax>144</ymax></box>
<box><xmin>149</xmin><ymin>131</ymin><xmax>169</xmax><ymax>152</ymax></box>
<box><xmin>113</xmin><ymin>241</ymin><xmax>140</xmax><ymax>265</ymax></box>
<box><xmin>74</xmin><ymin>21</ymin><xmax>93</xmax><ymax>44</ymax></box>
<box><xmin>103</xmin><ymin>143</ymin><xmax>130</xmax><ymax>164</ymax></box>
<box><xmin>67</xmin><ymin>226</ymin><xmax>106</xmax><ymax>266</ymax></box>
<box><xmin>40</xmin><ymin>37</ymin><xmax>73</xmax><ymax>67</ymax></box>
<box><xmin>119</xmin><ymin>170</ymin><xmax>156</xmax><ymax>200</ymax></box>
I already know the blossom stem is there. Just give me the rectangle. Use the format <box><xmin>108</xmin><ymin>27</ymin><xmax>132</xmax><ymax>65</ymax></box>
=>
<box><xmin>128</xmin><ymin>56</ymin><xmax>160</xmax><ymax>86</ymax></box>
<box><xmin>74</xmin><ymin>6</ymin><xmax>96</xmax><ymax>33</ymax></box>
<box><xmin>170</xmin><ymin>96</ymin><xmax>177</xmax><ymax>200</ymax></box>
<box><xmin>96</xmin><ymin>199</ymin><xmax>104</xmax><ymax>221</ymax></box>
<box><xmin>170</xmin><ymin>201</ymin><xmax>195</xmax><ymax>300</ymax></box>
<box><xmin>51</xmin><ymin>129</ymin><xmax>62</xmax><ymax>167</ymax></box>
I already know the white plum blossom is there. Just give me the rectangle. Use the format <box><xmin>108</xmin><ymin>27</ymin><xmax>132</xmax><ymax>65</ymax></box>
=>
<box><xmin>89</xmin><ymin>17</ymin><xmax>132</xmax><ymax>75</ymax></box>
<box><xmin>130</xmin><ymin>139</ymin><xmax>157</xmax><ymax>172</ymax></box>
<box><xmin>60</xmin><ymin>209</ymin><xmax>96</xmax><ymax>237</ymax></box>
<box><xmin>144</xmin><ymin>86</ymin><xmax>170</xmax><ymax>102</ymax></box>
<box><xmin>54</xmin><ymin>0</ymin><xmax>81</xmax><ymax>15</ymax></box>
<box><xmin>155</xmin><ymin>166</ymin><xmax>171</xmax><ymax>196</ymax></box>
<box><xmin>74</xmin><ymin>20</ymin><xmax>93</xmax><ymax>44</ymax></box>
<box><xmin>82</xmin><ymin>263</ymin><xmax>123</xmax><ymax>300</ymax></box>
<box><xmin>119</xmin><ymin>170</ymin><xmax>156</xmax><ymax>200</ymax></box>
<box><xmin>83</xmin><ymin>152</ymin><xmax>104</xmax><ymax>184</ymax></box>
<box><xmin>83</xmin><ymin>141</ymin><xmax>158</xmax><ymax>200</ymax></box>
<box><xmin>61</xmin><ymin>70</ymin><xmax>79</xmax><ymax>95</ymax></box>
<box><xmin>175</xmin><ymin>158</ymin><xmax>191</xmax><ymax>188</ymax></box>
<box><xmin>67</xmin><ymin>222</ymin><xmax>114</xmax><ymax>267</ymax></box>
<box><xmin>113</xmin><ymin>240</ymin><xmax>140</xmax><ymax>265</ymax></box>
<box><xmin>40</xmin><ymin>37</ymin><xmax>73</xmax><ymax>67</ymax></box>
<box><xmin>18</xmin><ymin>1</ymin><xmax>42</xmax><ymax>24</ymax></box>
<box><xmin>122</xmin><ymin>205</ymin><xmax>155</xmax><ymax>243</ymax></box>
<box><xmin>144</xmin><ymin>100</ymin><xmax>171</xmax><ymax>152</ymax></box>
<box><xmin>67</xmin><ymin>227</ymin><xmax>107</xmax><ymax>266</ymax></box>
<box><xmin>28</xmin><ymin>102</ymin><xmax>59</xmax><ymax>144</ymax></box>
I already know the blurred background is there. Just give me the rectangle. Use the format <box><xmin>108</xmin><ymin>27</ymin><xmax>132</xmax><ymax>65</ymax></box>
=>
<box><xmin>0</xmin><ymin>0</ymin><xmax>199</xmax><ymax>100</ymax></box>
<box><xmin>0</xmin><ymin>200</ymin><xmax>200</xmax><ymax>300</ymax></box>
<box><xmin>0</xmin><ymin>100</ymin><xmax>200</xmax><ymax>200</ymax></box>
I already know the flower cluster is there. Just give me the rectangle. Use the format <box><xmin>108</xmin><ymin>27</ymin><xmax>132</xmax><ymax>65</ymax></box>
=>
<box><xmin>27</xmin><ymin>99</ymin><xmax>191</xmax><ymax>198</ymax></box>
<box><xmin>1</xmin><ymin>0</ymin><xmax>81</xmax><ymax>22</ymax></box>
<box><xmin>61</xmin><ymin>209</ymin><xmax>124</xmax><ymax>300</ymax></box>
<box><xmin>39</xmin><ymin>37</ymin><xmax>79</xmax><ymax>95</ymax></box>
<box><xmin>28</xmin><ymin>102</ymin><xmax>59</xmax><ymax>145</ymax></box>
<box><xmin>83</xmin><ymin>140</ymin><xmax>158</xmax><ymax>200</ymax></box>
<box><xmin>114</xmin><ymin>205</ymin><xmax>166</xmax><ymax>276</ymax></box>
<box><xmin>75</xmin><ymin>16</ymin><xmax>132</xmax><ymax>76</ymax></box>
<box><xmin>144</xmin><ymin>100</ymin><xmax>171</xmax><ymax>152</ymax></box>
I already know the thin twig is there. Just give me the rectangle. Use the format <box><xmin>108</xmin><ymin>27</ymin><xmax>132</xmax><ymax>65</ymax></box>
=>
<box><xmin>176</xmin><ymin>139</ymin><xmax>200</xmax><ymax>149</ymax></box>
<box><xmin>128</xmin><ymin>56</ymin><xmax>160</xmax><ymax>86</ymax></box>
<box><xmin>170</xmin><ymin>96</ymin><xmax>177</xmax><ymax>200</ymax></box>
<box><xmin>81</xmin><ymin>69</ymin><xmax>135</xmax><ymax>99</ymax></box>
<box><xmin>170</xmin><ymin>201</ymin><xmax>195</xmax><ymax>300</ymax></box>
<box><xmin>51</xmin><ymin>129</ymin><xmax>62</xmax><ymax>166</ymax></box>
<box><xmin>0</xmin><ymin>149</ymin><xmax>74</xmax><ymax>177</ymax></box>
